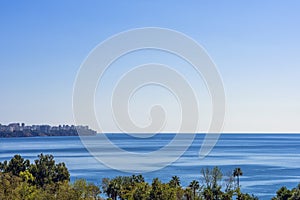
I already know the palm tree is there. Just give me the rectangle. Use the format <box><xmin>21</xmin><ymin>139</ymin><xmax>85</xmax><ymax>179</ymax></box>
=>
<box><xmin>189</xmin><ymin>180</ymin><xmax>200</xmax><ymax>199</ymax></box>
<box><xmin>184</xmin><ymin>188</ymin><xmax>192</xmax><ymax>200</ymax></box>
<box><xmin>169</xmin><ymin>176</ymin><xmax>181</xmax><ymax>188</ymax></box>
<box><xmin>233</xmin><ymin>168</ymin><xmax>243</xmax><ymax>188</ymax></box>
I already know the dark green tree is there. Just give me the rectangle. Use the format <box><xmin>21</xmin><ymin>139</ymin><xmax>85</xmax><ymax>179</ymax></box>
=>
<box><xmin>102</xmin><ymin>177</ymin><xmax>111</xmax><ymax>197</ymax></box>
<box><xmin>0</xmin><ymin>154</ymin><xmax>30</xmax><ymax>176</ymax></box>
<box><xmin>237</xmin><ymin>193</ymin><xmax>259</xmax><ymax>200</ymax></box>
<box><xmin>132</xmin><ymin>182</ymin><xmax>151</xmax><ymax>200</ymax></box>
<box><xmin>189</xmin><ymin>180</ymin><xmax>200</xmax><ymax>199</ymax></box>
<box><xmin>53</xmin><ymin>162</ymin><xmax>70</xmax><ymax>183</ymax></box>
<box><xmin>131</xmin><ymin>174</ymin><xmax>145</xmax><ymax>184</ymax></box>
<box><xmin>105</xmin><ymin>177</ymin><xmax>125</xmax><ymax>200</ymax></box>
<box><xmin>290</xmin><ymin>184</ymin><xmax>300</xmax><ymax>200</ymax></box>
<box><xmin>169</xmin><ymin>175</ymin><xmax>181</xmax><ymax>188</ymax></box>
<box><xmin>29</xmin><ymin>153</ymin><xmax>70</xmax><ymax>188</ymax></box>
<box><xmin>150</xmin><ymin>178</ymin><xmax>163</xmax><ymax>200</ymax></box>
<box><xmin>233</xmin><ymin>167</ymin><xmax>243</xmax><ymax>189</ymax></box>
<box><xmin>272</xmin><ymin>186</ymin><xmax>292</xmax><ymax>200</ymax></box>
<box><xmin>184</xmin><ymin>187</ymin><xmax>193</xmax><ymax>200</ymax></box>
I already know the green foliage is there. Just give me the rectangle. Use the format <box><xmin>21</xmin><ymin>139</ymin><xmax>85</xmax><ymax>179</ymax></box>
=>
<box><xmin>20</xmin><ymin>170</ymin><xmax>35</xmax><ymax>182</ymax></box>
<box><xmin>272</xmin><ymin>184</ymin><xmax>300</xmax><ymax>200</ymax></box>
<box><xmin>169</xmin><ymin>175</ymin><xmax>181</xmax><ymax>188</ymax></box>
<box><xmin>29</xmin><ymin>153</ymin><xmax>70</xmax><ymax>187</ymax></box>
<box><xmin>201</xmin><ymin>166</ymin><xmax>223</xmax><ymax>200</ymax></box>
<box><xmin>132</xmin><ymin>182</ymin><xmax>151</xmax><ymax>200</ymax></box>
<box><xmin>201</xmin><ymin>166</ymin><xmax>223</xmax><ymax>189</ymax></box>
<box><xmin>149</xmin><ymin>177</ymin><xmax>164</xmax><ymax>200</ymax></box>
<box><xmin>72</xmin><ymin>179</ymin><xmax>101</xmax><ymax>200</ymax></box>
<box><xmin>0</xmin><ymin>172</ymin><xmax>22</xmax><ymax>200</ymax></box>
<box><xmin>2</xmin><ymin>155</ymin><xmax>300</xmax><ymax>200</ymax></box>
<box><xmin>189</xmin><ymin>180</ymin><xmax>200</xmax><ymax>199</ymax></box>
<box><xmin>289</xmin><ymin>184</ymin><xmax>300</xmax><ymax>200</ymax></box>
<box><xmin>0</xmin><ymin>154</ymin><xmax>30</xmax><ymax>176</ymax></box>
<box><xmin>237</xmin><ymin>192</ymin><xmax>259</xmax><ymax>200</ymax></box>
<box><xmin>149</xmin><ymin>177</ymin><xmax>179</xmax><ymax>200</ymax></box>
<box><xmin>0</xmin><ymin>154</ymin><xmax>101</xmax><ymax>200</ymax></box>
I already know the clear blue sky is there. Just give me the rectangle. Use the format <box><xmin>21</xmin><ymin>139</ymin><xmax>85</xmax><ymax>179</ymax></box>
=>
<box><xmin>0</xmin><ymin>1</ymin><xmax>299</xmax><ymax>132</ymax></box>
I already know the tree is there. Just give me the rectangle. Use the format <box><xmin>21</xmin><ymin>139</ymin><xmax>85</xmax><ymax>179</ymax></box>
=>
<box><xmin>189</xmin><ymin>180</ymin><xmax>200</xmax><ymax>199</ymax></box>
<box><xmin>133</xmin><ymin>182</ymin><xmax>151</xmax><ymax>200</ymax></box>
<box><xmin>201</xmin><ymin>166</ymin><xmax>223</xmax><ymax>200</ymax></box>
<box><xmin>102</xmin><ymin>178</ymin><xmax>111</xmax><ymax>197</ymax></box>
<box><xmin>150</xmin><ymin>178</ymin><xmax>163</xmax><ymax>200</ymax></box>
<box><xmin>233</xmin><ymin>168</ymin><xmax>243</xmax><ymax>189</ymax></box>
<box><xmin>211</xmin><ymin>167</ymin><xmax>223</xmax><ymax>188</ymax></box>
<box><xmin>72</xmin><ymin>179</ymin><xmax>101</xmax><ymax>199</ymax></box>
<box><xmin>86</xmin><ymin>182</ymin><xmax>101</xmax><ymax>199</ymax></box>
<box><xmin>201</xmin><ymin>167</ymin><xmax>222</xmax><ymax>189</ymax></box>
<box><xmin>224</xmin><ymin>171</ymin><xmax>235</xmax><ymax>192</ymax></box>
<box><xmin>203</xmin><ymin>187</ymin><xmax>213</xmax><ymax>200</ymax></box>
<box><xmin>184</xmin><ymin>187</ymin><xmax>192</xmax><ymax>200</ymax></box>
<box><xmin>18</xmin><ymin>171</ymin><xmax>41</xmax><ymax>200</ymax></box>
<box><xmin>29</xmin><ymin>154</ymin><xmax>70</xmax><ymax>188</ymax></box>
<box><xmin>201</xmin><ymin>168</ymin><xmax>211</xmax><ymax>188</ymax></box>
<box><xmin>104</xmin><ymin>177</ymin><xmax>126</xmax><ymax>200</ymax></box>
<box><xmin>53</xmin><ymin>162</ymin><xmax>70</xmax><ymax>183</ymax></box>
<box><xmin>19</xmin><ymin>170</ymin><xmax>34</xmax><ymax>183</ymax></box>
<box><xmin>237</xmin><ymin>193</ymin><xmax>258</xmax><ymax>200</ymax></box>
<box><xmin>54</xmin><ymin>181</ymin><xmax>76</xmax><ymax>200</ymax></box>
<box><xmin>0</xmin><ymin>154</ymin><xmax>30</xmax><ymax>176</ymax></box>
<box><xmin>169</xmin><ymin>176</ymin><xmax>181</xmax><ymax>188</ymax></box>
<box><xmin>272</xmin><ymin>186</ymin><xmax>292</xmax><ymax>200</ymax></box>
<box><xmin>107</xmin><ymin>181</ymin><xmax>119</xmax><ymax>200</ymax></box>
<box><xmin>131</xmin><ymin>174</ymin><xmax>145</xmax><ymax>184</ymax></box>
<box><xmin>290</xmin><ymin>184</ymin><xmax>300</xmax><ymax>200</ymax></box>
<box><xmin>0</xmin><ymin>154</ymin><xmax>103</xmax><ymax>200</ymax></box>
<box><xmin>0</xmin><ymin>172</ymin><xmax>22</xmax><ymax>200</ymax></box>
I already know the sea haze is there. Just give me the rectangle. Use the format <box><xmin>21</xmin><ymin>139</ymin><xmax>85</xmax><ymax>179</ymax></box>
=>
<box><xmin>1</xmin><ymin>134</ymin><xmax>300</xmax><ymax>200</ymax></box>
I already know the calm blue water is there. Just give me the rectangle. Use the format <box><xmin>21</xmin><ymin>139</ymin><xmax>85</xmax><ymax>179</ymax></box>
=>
<box><xmin>1</xmin><ymin>134</ymin><xmax>300</xmax><ymax>199</ymax></box>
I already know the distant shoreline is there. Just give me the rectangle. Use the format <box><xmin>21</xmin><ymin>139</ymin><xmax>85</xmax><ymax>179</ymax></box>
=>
<box><xmin>1</xmin><ymin>132</ymin><xmax>300</xmax><ymax>138</ymax></box>
<box><xmin>0</xmin><ymin>123</ymin><xmax>96</xmax><ymax>138</ymax></box>
<box><xmin>0</xmin><ymin>132</ymin><xmax>97</xmax><ymax>138</ymax></box>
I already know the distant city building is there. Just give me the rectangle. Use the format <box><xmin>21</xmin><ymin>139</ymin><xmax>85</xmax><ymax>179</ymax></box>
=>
<box><xmin>40</xmin><ymin>125</ymin><xmax>51</xmax><ymax>133</ymax></box>
<box><xmin>0</xmin><ymin>123</ymin><xmax>96</xmax><ymax>137</ymax></box>
<box><xmin>8</xmin><ymin>123</ymin><xmax>20</xmax><ymax>131</ymax></box>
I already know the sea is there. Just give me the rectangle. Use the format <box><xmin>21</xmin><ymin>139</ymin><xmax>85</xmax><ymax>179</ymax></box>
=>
<box><xmin>1</xmin><ymin>134</ymin><xmax>300</xmax><ymax>199</ymax></box>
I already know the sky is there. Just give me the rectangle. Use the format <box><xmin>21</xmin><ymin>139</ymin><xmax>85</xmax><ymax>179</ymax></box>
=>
<box><xmin>0</xmin><ymin>1</ymin><xmax>300</xmax><ymax>133</ymax></box>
